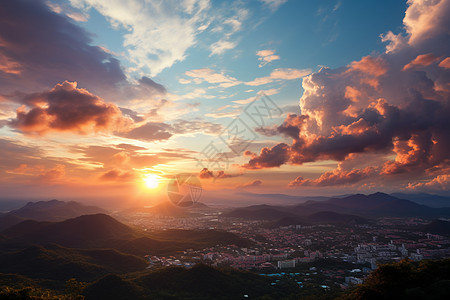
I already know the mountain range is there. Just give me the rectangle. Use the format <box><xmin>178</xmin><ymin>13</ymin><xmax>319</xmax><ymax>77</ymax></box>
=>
<box><xmin>0</xmin><ymin>199</ymin><xmax>107</xmax><ymax>231</ymax></box>
<box><xmin>225</xmin><ymin>192</ymin><xmax>450</xmax><ymax>222</ymax></box>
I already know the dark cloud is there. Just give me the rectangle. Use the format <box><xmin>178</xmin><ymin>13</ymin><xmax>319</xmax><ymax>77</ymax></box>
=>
<box><xmin>0</xmin><ymin>0</ymin><xmax>126</xmax><ymax>93</ymax></box>
<box><xmin>199</xmin><ymin>168</ymin><xmax>214</xmax><ymax>179</ymax></box>
<box><xmin>118</xmin><ymin>122</ymin><xmax>173</xmax><ymax>142</ymax></box>
<box><xmin>138</xmin><ymin>76</ymin><xmax>167</xmax><ymax>94</ymax></box>
<box><xmin>198</xmin><ymin>168</ymin><xmax>242</xmax><ymax>180</ymax></box>
<box><xmin>119</xmin><ymin>107</ymin><xmax>145</xmax><ymax>122</ymax></box>
<box><xmin>118</xmin><ymin>119</ymin><xmax>223</xmax><ymax>142</ymax></box>
<box><xmin>240</xmin><ymin>180</ymin><xmax>263</xmax><ymax>188</ymax></box>
<box><xmin>9</xmin><ymin>81</ymin><xmax>129</xmax><ymax>135</ymax></box>
<box><xmin>242</xmin><ymin>143</ymin><xmax>290</xmax><ymax>169</ymax></box>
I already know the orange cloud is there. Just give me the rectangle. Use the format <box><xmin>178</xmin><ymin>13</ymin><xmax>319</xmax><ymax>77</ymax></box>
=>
<box><xmin>348</xmin><ymin>56</ymin><xmax>388</xmax><ymax>89</ymax></box>
<box><xmin>407</xmin><ymin>174</ymin><xmax>450</xmax><ymax>191</ymax></box>
<box><xmin>10</xmin><ymin>81</ymin><xmax>130</xmax><ymax>135</ymax></box>
<box><xmin>100</xmin><ymin>169</ymin><xmax>136</xmax><ymax>182</ymax></box>
<box><xmin>438</xmin><ymin>57</ymin><xmax>450</xmax><ymax>69</ymax></box>
<box><xmin>403</xmin><ymin>53</ymin><xmax>440</xmax><ymax>70</ymax></box>
<box><xmin>289</xmin><ymin>165</ymin><xmax>375</xmax><ymax>187</ymax></box>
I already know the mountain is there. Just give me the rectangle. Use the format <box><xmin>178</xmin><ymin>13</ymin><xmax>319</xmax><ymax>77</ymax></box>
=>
<box><xmin>223</xmin><ymin>205</ymin><xmax>297</xmax><ymax>220</ymax></box>
<box><xmin>145</xmin><ymin>201</ymin><xmax>194</xmax><ymax>217</ymax></box>
<box><xmin>420</xmin><ymin>219</ymin><xmax>450</xmax><ymax>235</ymax></box>
<box><xmin>1</xmin><ymin>214</ymin><xmax>136</xmax><ymax>248</ymax></box>
<box><xmin>0</xmin><ymin>243</ymin><xmax>147</xmax><ymax>282</ymax></box>
<box><xmin>234</xmin><ymin>191</ymin><xmax>330</xmax><ymax>205</ymax></box>
<box><xmin>306</xmin><ymin>211</ymin><xmax>369</xmax><ymax>225</ymax></box>
<box><xmin>302</xmin><ymin>192</ymin><xmax>450</xmax><ymax>217</ymax></box>
<box><xmin>122</xmin><ymin>201</ymin><xmax>205</xmax><ymax>218</ymax></box>
<box><xmin>274</xmin><ymin>216</ymin><xmax>309</xmax><ymax>227</ymax></box>
<box><xmin>224</xmin><ymin>193</ymin><xmax>450</xmax><ymax>221</ymax></box>
<box><xmin>84</xmin><ymin>264</ymin><xmax>301</xmax><ymax>300</ymax></box>
<box><xmin>8</xmin><ymin>199</ymin><xmax>107</xmax><ymax>222</ymax></box>
<box><xmin>391</xmin><ymin>193</ymin><xmax>450</xmax><ymax>208</ymax></box>
<box><xmin>0</xmin><ymin>214</ymin><xmax>24</xmax><ymax>231</ymax></box>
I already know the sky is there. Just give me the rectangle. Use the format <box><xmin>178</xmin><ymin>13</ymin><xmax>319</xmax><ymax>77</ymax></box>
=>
<box><xmin>0</xmin><ymin>0</ymin><xmax>449</xmax><ymax>207</ymax></box>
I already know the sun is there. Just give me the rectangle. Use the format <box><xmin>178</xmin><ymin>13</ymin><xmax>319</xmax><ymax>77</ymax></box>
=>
<box><xmin>143</xmin><ymin>174</ymin><xmax>159</xmax><ymax>189</ymax></box>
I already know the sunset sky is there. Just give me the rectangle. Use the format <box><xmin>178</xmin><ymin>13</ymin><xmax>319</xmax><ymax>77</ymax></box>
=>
<box><xmin>0</xmin><ymin>0</ymin><xmax>449</xmax><ymax>206</ymax></box>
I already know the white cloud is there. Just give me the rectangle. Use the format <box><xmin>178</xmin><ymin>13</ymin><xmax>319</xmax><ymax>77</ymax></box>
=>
<box><xmin>184</xmin><ymin>68</ymin><xmax>241</xmax><ymax>87</ymax></box>
<box><xmin>259</xmin><ymin>0</ymin><xmax>288</xmax><ymax>11</ymax></box>
<box><xmin>70</xmin><ymin>0</ymin><xmax>211</xmax><ymax>76</ymax></box>
<box><xmin>256</xmin><ymin>49</ymin><xmax>280</xmax><ymax>67</ymax></box>
<box><xmin>246</xmin><ymin>68</ymin><xmax>311</xmax><ymax>86</ymax></box>
<box><xmin>232</xmin><ymin>88</ymin><xmax>279</xmax><ymax>104</ymax></box>
<box><xmin>210</xmin><ymin>40</ymin><xmax>237</xmax><ymax>56</ymax></box>
<box><xmin>208</xmin><ymin>4</ymin><xmax>249</xmax><ymax>56</ymax></box>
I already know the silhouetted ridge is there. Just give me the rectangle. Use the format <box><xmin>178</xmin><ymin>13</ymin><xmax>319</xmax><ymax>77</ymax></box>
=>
<box><xmin>7</xmin><ymin>199</ymin><xmax>107</xmax><ymax>222</ymax></box>
<box><xmin>1</xmin><ymin>214</ymin><xmax>135</xmax><ymax>248</ymax></box>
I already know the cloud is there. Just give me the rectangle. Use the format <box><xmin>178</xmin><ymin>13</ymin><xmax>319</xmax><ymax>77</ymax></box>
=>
<box><xmin>242</xmin><ymin>143</ymin><xmax>290</xmax><ymax>169</ymax></box>
<box><xmin>208</xmin><ymin>4</ymin><xmax>248</xmax><ymax>56</ymax></box>
<box><xmin>210</xmin><ymin>40</ymin><xmax>237</xmax><ymax>56</ymax></box>
<box><xmin>246</xmin><ymin>68</ymin><xmax>311</xmax><ymax>86</ymax></box>
<box><xmin>407</xmin><ymin>174</ymin><xmax>450</xmax><ymax>191</ymax></box>
<box><xmin>185</xmin><ymin>68</ymin><xmax>240</xmax><ymax>87</ymax></box>
<box><xmin>403</xmin><ymin>53</ymin><xmax>441</xmax><ymax>70</ymax></box>
<box><xmin>0</xmin><ymin>0</ymin><xmax>126</xmax><ymax>93</ymax></box>
<box><xmin>9</xmin><ymin>81</ymin><xmax>130</xmax><ymax>135</ymax></box>
<box><xmin>70</xmin><ymin>0</ymin><xmax>211</xmax><ymax>76</ymax></box>
<box><xmin>257</xmin><ymin>49</ymin><xmax>280</xmax><ymax>67</ymax></box>
<box><xmin>439</xmin><ymin>57</ymin><xmax>450</xmax><ymax>69</ymax></box>
<box><xmin>289</xmin><ymin>165</ymin><xmax>375</xmax><ymax>187</ymax></box>
<box><xmin>198</xmin><ymin>168</ymin><xmax>242</xmax><ymax>179</ymax></box>
<box><xmin>242</xmin><ymin>0</ymin><xmax>450</xmax><ymax>191</ymax></box>
<box><xmin>402</xmin><ymin>0</ymin><xmax>450</xmax><ymax>46</ymax></box>
<box><xmin>118</xmin><ymin>119</ymin><xmax>223</xmax><ymax>142</ymax></box>
<box><xmin>239</xmin><ymin>179</ymin><xmax>263</xmax><ymax>188</ymax></box>
<box><xmin>100</xmin><ymin>169</ymin><xmax>135</xmax><ymax>182</ymax></box>
<box><xmin>118</xmin><ymin>122</ymin><xmax>173</xmax><ymax>142</ymax></box>
<box><xmin>232</xmin><ymin>89</ymin><xmax>279</xmax><ymax>104</ymax></box>
<box><xmin>259</xmin><ymin>0</ymin><xmax>288</xmax><ymax>11</ymax></box>
<box><xmin>171</xmin><ymin>119</ymin><xmax>223</xmax><ymax>135</ymax></box>
<box><xmin>138</xmin><ymin>77</ymin><xmax>167</xmax><ymax>94</ymax></box>
<box><xmin>199</xmin><ymin>168</ymin><xmax>214</xmax><ymax>179</ymax></box>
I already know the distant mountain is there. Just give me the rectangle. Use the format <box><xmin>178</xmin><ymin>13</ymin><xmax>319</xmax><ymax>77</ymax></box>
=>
<box><xmin>306</xmin><ymin>211</ymin><xmax>369</xmax><ymax>225</ymax></box>
<box><xmin>302</xmin><ymin>192</ymin><xmax>450</xmax><ymax>217</ymax></box>
<box><xmin>225</xmin><ymin>192</ymin><xmax>450</xmax><ymax>221</ymax></box>
<box><xmin>0</xmin><ymin>214</ymin><xmax>24</xmax><ymax>231</ymax></box>
<box><xmin>234</xmin><ymin>191</ymin><xmax>330</xmax><ymax>205</ymax></box>
<box><xmin>122</xmin><ymin>201</ymin><xmax>206</xmax><ymax>218</ymax></box>
<box><xmin>2</xmin><ymin>214</ymin><xmax>135</xmax><ymax>248</ymax></box>
<box><xmin>391</xmin><ymin>193</ymin><xmax>450</xmax><ymax>208</ymax></box>
<box><xmin>223</xmin><ymin>205</ymin><xmax>298</xmax><ymax>220</ymax></box>
<box><xmin>420</xmin><ymin>219</ymin><xmax>450</xmax><ymax>235</ymax></box>
<box><xmin>145</xmin><ymin>201</ymin><xmax>195</xmax><ymax>217</ymax></box>
<box><xmin>274</xmin><ymin>216</ymin><xmax>309</xmax><ymax>227</ymax></box>
<box><xmin>8</xmin><ymin>199</ymin><xmax>107</xmax><ymax>222</ymax></box>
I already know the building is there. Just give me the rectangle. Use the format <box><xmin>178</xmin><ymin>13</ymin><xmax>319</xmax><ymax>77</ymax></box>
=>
<box><xmin>277</xmin><ymin>259</ymin><xmax>296</xmax><ymax>269</ymax></box>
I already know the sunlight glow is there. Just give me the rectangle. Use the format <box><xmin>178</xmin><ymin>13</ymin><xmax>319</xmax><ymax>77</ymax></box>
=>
<box><xmin>143</xmin><ymin>174</ymin><xmax>160</xmax><ymax>189</ymax></box>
